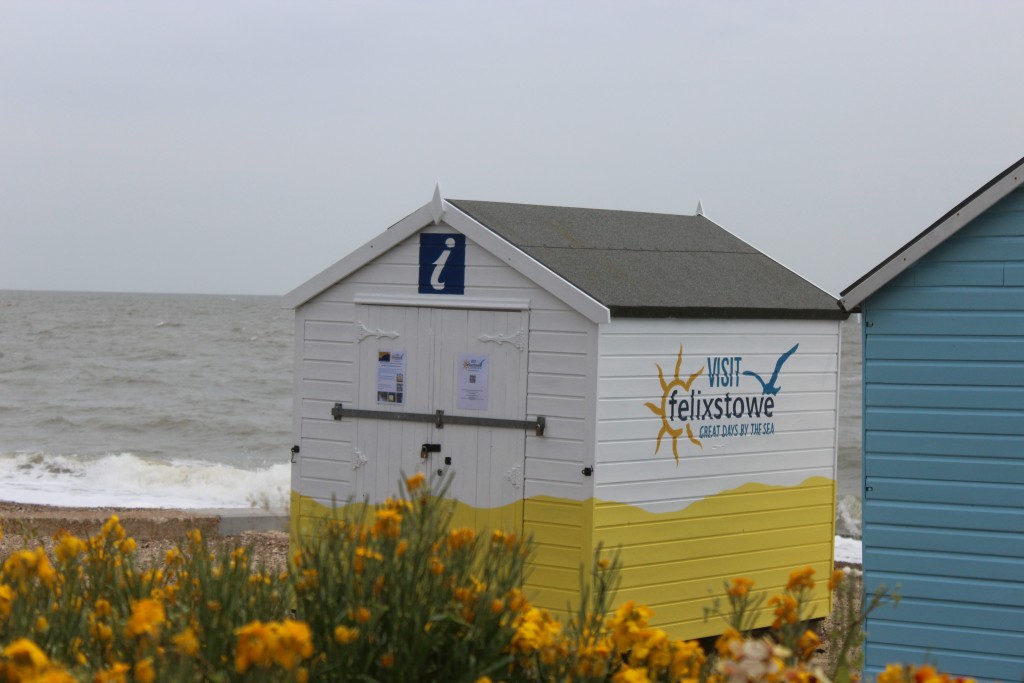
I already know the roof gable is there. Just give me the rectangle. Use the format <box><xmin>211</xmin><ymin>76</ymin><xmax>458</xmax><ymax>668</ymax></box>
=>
<box><xmin>841</xmin><ymin>155</ymin><xmax>1024</xmax><ymax>309</ymax></box>
<box><xmin>283</xmin><ymin>192</ymin><xmax>844</xmax><ymax>321</ymax></box>
<box><xmin>281</xmin><ymin>198</ymin><xmax>610</xmax><ymax>322</ymax></box>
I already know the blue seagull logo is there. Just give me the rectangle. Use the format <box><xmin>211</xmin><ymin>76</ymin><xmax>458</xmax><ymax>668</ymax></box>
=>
<box><xmin>742</xmin><ymin>343</ymin><xmax>799</xmax><ymax>396</ymax></box>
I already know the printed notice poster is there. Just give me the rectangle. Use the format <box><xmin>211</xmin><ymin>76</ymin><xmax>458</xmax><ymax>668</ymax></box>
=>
<box><xmin>457</xmin><ymin>353</ymin><xmax>489</xmax><ymax>411</ymax></box>
<box><xmin>377</xmin><ymin>351</ymin><xmax>406</xmax><ymax>405</ymax></box>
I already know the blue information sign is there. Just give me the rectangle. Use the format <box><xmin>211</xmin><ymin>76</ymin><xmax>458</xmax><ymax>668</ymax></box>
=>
<box><xmin>418</xmin><ymin>233</ymin><xmax>466</xmax><ymax>295</ymax></box>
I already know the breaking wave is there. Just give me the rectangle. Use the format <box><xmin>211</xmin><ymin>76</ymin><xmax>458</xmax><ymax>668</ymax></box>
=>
<box><xmin>0</xmin><ymin>451</ymin><xmax>290</xmax><ymax>510</ymax></box>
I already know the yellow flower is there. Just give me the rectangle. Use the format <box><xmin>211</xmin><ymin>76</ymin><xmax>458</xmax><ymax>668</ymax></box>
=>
<box><xmin>877</xmin><ymin>663</ymin><xmax>908</xmax><ymax>683</ymax></box>
<box><xmin>447</xmin><ymin>527</ymin><xmax>476</xmax><ymax>550</ymax></box>
<box><xmin>100</xmin><ymin>515</ymin><xmax>126</xmax><ymax>540</ymax></box>
<box><xmin>405</xmin><ymin>472</ymin><xmax>426</xmax><ymax>492</ymax></box>
<box><xmin>0</xmin><ymin>584</ymin><xmax>13</xmax><ymax>618</ymax></box>
<box><xmin>430</xmin><ymin>557</ymin><xmax>445</xmax><ymax>575</ymax></box>
<box><xmin>334</xmin><ymin>625</ymin><xmax>359</xmax><ymax>645</ymax></box>
<box><xmin>272</xmin><ymin>620</ymin><xmax>314</xmax><ymax>670</ymax></box>
<box><xmin>669</xmin><ymin>639</ymin><xmax>706</xmax><ymax>679</ymax></box>
<box><xmin>797</xmin><ymin>629</ymin><xmax>820</xmax><ymax>661</ymax></box>
<box><xmin>134</xmin><ymin>657</ymin><xmax>155</xmax><ymax>683</ymax></box>
<box><xmin>118</xmin><ymin>537</ymin><xmax>137</xmax><ymax>554</ymax></box>
<box><xmin>506</xmin><ymin>588</ymin><xmax>528</xmax><ymax>612</ymax></box>
<box><xmin>608</xmin><ymin>601</ymin><xmax>654</xmax><ymax>652</ymax></box>
<box><xmin>172</xmin><ymin>627</ymin><xmax>200</xmax><ymax>656</ymax></box>
<box><xmin>3</xmin><ymin>548</ymin><xmax>56</xmax><ymax>587</ymax></box>
<box><xmin>94</xmin><ymin>598</ymin><xmax>112</xmax><ymax>618</ymax></box>
<box><xmin>0</xmin><ymin>639</ymin><xmax>77</xmax><ymax>682</ymax></box>
<box><xmin>828</xmin><ymin>569</ymin><xmax>845</xmax><ymax>591</ymax></box>
<box><xmin>3</xmin><ymin>638</ymin><xmax>49</xmax><ymax>672</ymax></box>
<box><xmin>54</xmin><ymin>533</ymin><xmax>87</xmax><ymax>563</ymax></box>
<box><xmin>786</xmin><ymin>567</ymin><xmax>816</xmax><ymax>592</ymax></box>
<box><xmin>612</xmin><ymin>666</ymin><xmax>651</xmax><ymax>683</ymax></box>
<box><xmin>395</xmin><ymin>540</ymin><xmax>409</xmax><ymax>558</ymax></box>
<box><xmin>353</xmin><ymin>546</ymin><xmax>382</xmax><ymax>574</ymax></box>
<box><xmin>34</xmin><ymin>616</ymin><xmax>48</xmax><ymax>633</ymax></box>
<box><xmin>490</xmin><ymin>598</ymin><xmax>505</xmax><ymax>614</ymax></box>
<box><xmin>380</xmin><ymin>652</ymin><xmax>395</xmax><ymax>668</ymax></box>
<box><xmin>715</xmin><ymin>627</ymin><xmax>741</xmax><ymax>658</ymax></box>
<box><xmin>94</xmin><ymin>662</ymin><xmax>131</xmax><ymax>683</ymax></box>
<box><xmin>768</xmin><ymin>594</ymin><xmax>799</xmax><ymax>629</ymax></box>
<box><xmin>235</xmin><ymin>622</ymin><xmax>273</xmax><ymax>673</ymax></box>
<box><xmin>234</xmin><ymin>620</ymin><xmax>313</xmax><ymax>673</ymax></box>
<box><xmin>372</xmin><ymin>508</ymin><xmax>403</xmax><ymax>539</ymax></box>
<box><xmin>230</xmin><ymin>546</ymin><xmax>248</xmax><ymax>567</ymax></box>
<box><xmin>295</xmin><ymin>568</ymin><xmax>318</xmax><ymax>592</ymax></box>
<box><xmin>727</xmin><ymin>577</ymin><xmax>755</xmax><ymax>598</ymax></box>
<box><xmin>354</xmin><ymin>607</ymin><xmax>371</xmax><ymax>623</ymax></box>
<box><xmin>165</xmin><ymin>547</ymin><xmax>182</xmax><ymax>567</ymax></box>
<box><xmin>126</xmin><ymin>598</ymin><xmax>166</xmax><ymax>639</ymax></box>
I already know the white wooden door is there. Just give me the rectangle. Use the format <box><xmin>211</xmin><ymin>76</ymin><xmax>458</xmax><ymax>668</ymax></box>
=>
<box><xmin>353</xmin><ymin>305</ymin><xmax>528</xmax><ymax>532</ymax></box>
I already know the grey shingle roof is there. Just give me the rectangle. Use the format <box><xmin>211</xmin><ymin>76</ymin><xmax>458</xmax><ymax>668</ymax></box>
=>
<box><xmin>450</xmin><ymin>200</ymin><xmax>844</xmax><ymax>320</ymax></box>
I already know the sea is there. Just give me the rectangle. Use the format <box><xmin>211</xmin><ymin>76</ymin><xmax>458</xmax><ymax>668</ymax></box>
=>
<box><xmin>0</xmin><ymin>291</ymin><xmax>292</xmax><ymax>509</ymax></box>
<box><xmin>0</xmin><ymin>290</ymin><xmax>865</xmax><ymax>544</ymax></box>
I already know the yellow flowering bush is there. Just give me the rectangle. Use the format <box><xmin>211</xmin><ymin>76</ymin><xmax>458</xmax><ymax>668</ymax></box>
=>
<box><xmin>0</xmin><ymin>515</ymin><xmax>292</xmax><ymax>682</ymax></box>
<box><xmin>0</xmin><ymin>476</ymin><xmax>978</xmax><ymax>682</ymax></box>
<box><xmin>290</xmin><ymin>473</ymin><xmax>531</xmax><ymax>681</ymax></box>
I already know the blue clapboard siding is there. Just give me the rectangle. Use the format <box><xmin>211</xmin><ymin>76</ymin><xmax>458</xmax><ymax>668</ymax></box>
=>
<box><xmin>861</xmin><ymin>186</ymin><xmax>1024</xmax><ymax>681</ymax></box>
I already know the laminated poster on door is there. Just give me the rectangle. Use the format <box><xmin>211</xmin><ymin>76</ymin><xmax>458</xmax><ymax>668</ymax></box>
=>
<box><xmin>456</xmin><ymin>353</ymin><xmax>489</xmax><ymax>411</ymax></box>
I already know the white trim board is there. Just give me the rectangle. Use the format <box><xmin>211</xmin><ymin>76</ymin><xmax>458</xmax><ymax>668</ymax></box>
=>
<box><xmin>353</xmin><ymin>293</ymin><xmax>530</xmax><ymax>311</ymax></box>
<box><xmin>841</xmin><ymin>158</ymin><xmax>1024</xmax><ymax>310</ymax></box>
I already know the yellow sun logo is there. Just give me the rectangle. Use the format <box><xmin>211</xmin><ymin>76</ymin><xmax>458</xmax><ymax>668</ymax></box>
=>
<box><xmin>644</xmin><ymin>344</ymin><xmax>705</xmax><ymax>464</ymax></box>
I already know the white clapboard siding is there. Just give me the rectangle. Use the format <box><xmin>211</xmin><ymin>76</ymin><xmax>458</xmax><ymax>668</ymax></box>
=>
<box><xmin>594</xmin><ymin>428</ymin><xmax>837</xmax><ymax>462</ymax></box>
<box><xmin>594</xmin><ymin>317</ymin><xmax>840</xmax><ymax>508</ymax></box>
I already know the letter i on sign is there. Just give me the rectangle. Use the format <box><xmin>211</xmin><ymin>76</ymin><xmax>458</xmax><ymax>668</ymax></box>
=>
<box><xmin>431</xmin><ymin>238</ymin><xmax>456</xmax><ymax>290</ymax></box>
<box><xmin>418</xmin><ymin>234</ymin><xmax>466</xmax><ymax>295</ymax></box>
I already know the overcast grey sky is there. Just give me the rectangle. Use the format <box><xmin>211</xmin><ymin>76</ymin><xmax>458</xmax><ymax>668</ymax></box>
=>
<box><xmin>3</xmin><ymin>1</ymin><xmax>1023</xmax><ymax>297</ymax></box>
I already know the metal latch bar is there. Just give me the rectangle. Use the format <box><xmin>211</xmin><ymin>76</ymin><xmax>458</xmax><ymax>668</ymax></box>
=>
<box><xmin>332</xmin><ymin>403</ymin><xmax>545</xmax><ymax>436</ymax></box>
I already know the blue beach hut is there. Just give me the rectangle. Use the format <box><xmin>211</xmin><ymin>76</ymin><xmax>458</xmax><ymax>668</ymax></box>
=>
<box><xmin>840</xmin><ymin>157</ymin><xmax>1024</xmax><ymax>681</ymax></box>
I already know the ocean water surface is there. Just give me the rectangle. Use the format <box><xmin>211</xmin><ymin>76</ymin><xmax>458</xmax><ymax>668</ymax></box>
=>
<box><xmin>0</xmin><ymin>291</ymin><xmax>292</xmax><ymax>508</ymax></box>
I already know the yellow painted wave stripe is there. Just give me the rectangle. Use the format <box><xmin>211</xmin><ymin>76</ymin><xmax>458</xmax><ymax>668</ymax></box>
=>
<box><xmin>291</xmin><ymin>476</ymin><xmax>835</xmax><ymax>640</ymax></box>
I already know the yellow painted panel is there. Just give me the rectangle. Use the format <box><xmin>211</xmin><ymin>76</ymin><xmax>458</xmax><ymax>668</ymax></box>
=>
<box><xmin>528</xmin><ymin>586</ymin><xmax>579</xmax><ymax>614</ymax></box>
<box><xmin>293</xmin><ymin>476</ymin><xmax>835</xmax><ymax>640</ymax></box>
<box><xmin>525</xmin><ymin>498</ymin><xmax>585</xmax><ymax>526</ymax></box>
<box><xmin>528</xmin><ymin>564</ymin><xmax>581</xmax><ymax>592</ymax></box>
<box><xmin>611</xmin><ymin>543</ymin><xmax>833</xmax><ymax>589</ymax></box>
<box><xmin>531</xmin><ymin>543</ymin><xmax>585</xmax><ymax>570</ymax></box>
<box><xmin>529</xmin><ymin>520</ymin><xmax>589</xmax><ymax>547</ymax></box>
<box><xmin>596</xmin><ymin>504</ymin><xmax>833</xmax><ymax>546</ymax></box>
<box><xmin>451</xmin><ymin>500</ymin><xmax>524</xmax><ymax>535</ymax></box>
<box><xmin>615</xmin><ymin>560</ymin><xmax>835</xmax><ymax>606</ymax></box>
<box><xmin>593</xmin><ymin>478</ymin><xmax>834</xmax><ymax>525</ymax></box>
<box><xmin>605</xmin><ymin>524</ymin><xmax>833</xmax><ymax>567</ymax></box>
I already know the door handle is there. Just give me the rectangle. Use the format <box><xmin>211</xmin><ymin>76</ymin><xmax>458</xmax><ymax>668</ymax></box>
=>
<box><xmin>420</xmin><ymin>443</ymin><xmax>442</xmax><ymax>459</ymax></box>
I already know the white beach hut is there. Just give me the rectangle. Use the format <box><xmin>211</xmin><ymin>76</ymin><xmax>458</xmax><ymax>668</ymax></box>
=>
<box><xmin>283</xmin><ymin>188</ymin><xmax>846</xmax><ymax>638</ymax></box>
